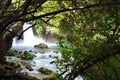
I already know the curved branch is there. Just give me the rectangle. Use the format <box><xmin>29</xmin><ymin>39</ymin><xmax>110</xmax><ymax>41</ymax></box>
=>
<box><xmin>16</xmin><ymin>2</ymin><xmax>120</xmax><ymax>22</ymax></box>
<box><xmin>17</xmin><ymin>23</ymin><xmax>36</xmax><ymax>40</ymax></box>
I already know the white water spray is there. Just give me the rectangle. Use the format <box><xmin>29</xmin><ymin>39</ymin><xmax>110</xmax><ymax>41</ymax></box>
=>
<box><xmin>13</xmin><ymin>23</ymin><xmax>45</xmax><ymax>47</ymax></box>
<box><xmin>13</xmin><ymin>23</ymin><xmax>58</xmax><ymax>48</ymax></box>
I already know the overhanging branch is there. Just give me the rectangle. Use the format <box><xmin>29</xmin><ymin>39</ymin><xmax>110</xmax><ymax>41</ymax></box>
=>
<box><xmin>6</xmin><ymin>29</ymin><xmax>23</xmax><ymax>39</ymax></box>
<box><xmin>15</xmin><ymin>2</ymin><xmax>120</xmax><ymax>22</ymax></box>
<box><xmin>17</xmin><ymin>23</ymin><xmax>36</xmax><ymax>40</ymax></box>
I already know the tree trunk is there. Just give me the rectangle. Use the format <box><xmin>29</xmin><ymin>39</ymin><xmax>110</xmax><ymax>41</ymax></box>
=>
<box><xmin>0</xmin><ymin>21</ymin><xmax>24</xmax><ymax>63</ymax></box>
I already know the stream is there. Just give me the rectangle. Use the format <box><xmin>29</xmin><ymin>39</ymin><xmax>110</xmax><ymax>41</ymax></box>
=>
<box><xmin>6</xmin><ymin>23</ymin><xmax>83</xmax><ymax>80</ymax></box>
<box><xmin>7</xmin><ymin>46</ymin><xmax>83</xmax><ymax>80</ymax></box>
<box><xmin>6</xmin><ymin>45</ymin><xmax>60</xmax><ymax>79</ymax></box>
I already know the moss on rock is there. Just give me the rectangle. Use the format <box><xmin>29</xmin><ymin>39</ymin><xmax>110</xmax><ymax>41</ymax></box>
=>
<box><xmin>38</xmin><ymin>67</ymin><xmax>58</xmax><ymax>80</ymax></box>
<box><xmin>21</xmin><ymin>62</ymin><xmax>33</xmax><ymax>71</ymax></box>
<box><xmin>34</xmin><ymin>43</ymin><xmax>48</xmax><ymax>48</ymax></box>
<box><xmin>17</xmin><ymin>51</ymin><xmax>34</xmax><ymax>60</ymax></box>
<box><xmin>11</xmin><ymin>62</ymin><xmax>21</xmax><ymax>68</ymax></box>
<box><xmin>7</xmin><ymin>49</ymin><xmax>17</xmax><ymax>56</ymax></box>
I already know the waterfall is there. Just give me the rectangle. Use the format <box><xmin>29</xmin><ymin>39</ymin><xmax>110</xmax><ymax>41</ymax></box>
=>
<box><xmin>11</xmin><ymin>23</ymin><xmax>82</xmax><ymax>80</ymax></box>
<box><xmin>13</xmin><ymin>23</ymin><xmax>45</xmax><ymax>47</ymax></box>
<box><xmin>13</xmin><ymin>23</ymin><xmax>58</xmax><ymax>48</ymax></box>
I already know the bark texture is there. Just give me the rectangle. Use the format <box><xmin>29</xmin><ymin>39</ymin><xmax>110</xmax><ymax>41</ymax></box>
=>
<box><xmin>0</xmin><ymin>22</ymin><xmax>24</xmax><ymax>63</ymax></box>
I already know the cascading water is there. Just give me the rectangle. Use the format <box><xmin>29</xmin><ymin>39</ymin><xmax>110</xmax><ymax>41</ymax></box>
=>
<box><xmin>13</xmin><ymin>23</ymin><xmax>58</xmax><ymax>49</ymax></box>
<box><xmin>13</xmin><ymin>23</ymin><xmax>45</xmax><ymax>47</ymax></box>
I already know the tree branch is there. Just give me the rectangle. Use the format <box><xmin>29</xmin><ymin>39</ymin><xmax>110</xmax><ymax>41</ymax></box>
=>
<box><xmin>17</xmin><ymin>23</ymin><xmax>36</xmax><ymax>40</ymax></box>
<box><xmin>40</xmin><ymin>18</ymin><xmax>57</xmax><ymax>27</ymax></box>
<box><xmin>15</xmin><ymin>2</ymin><xmax>120</xmax><ymax>22</ymax></box>
<box><xmin>6</xmin><ymin>29</ymin><xmax>23</xmax><ymax>39</ymax></box>
<box><xmin>74</xmin><ymin>48</ymin><xmax>120</xmax><ymax>79</ymax></box>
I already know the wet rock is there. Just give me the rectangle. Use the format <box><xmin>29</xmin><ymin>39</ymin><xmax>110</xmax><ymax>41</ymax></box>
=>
<box><xmin>38</xmin><ymin>67</ymin><xmax>57</xmax><ymax>80</ymax></box>
<box><xmin>38</xmin><ymin>67</ymin><xmax>52</xmax><ymax>75</ymax></box>
<box><xmin>34</xmin><ymin>43</ymin><xmax>48</xmax><ymax>48</ymax></box>
<box><xmin>29</xmin><ymin>50</ymin><xmax>33</xmax><ymax>52</ymax></box>
<box><xmin>53</xmin><ymin>51</ymin><xmax>59</xmax><ymax>54</ymax></box>
<box><xmin>50</xmin><ymin>61</ymin><xmax>55</xmax><ymax>64</ymax></box>
<box><xmin>33</xmin><ymin>55</ymin><xmax>36</xmax><ymax>57</ymax></box>
<box><xmin>21</xmin><ymin>62</ymin><xmax>33</xmax><ymax>71</ymax></box>
<box><xmin>49</xmin><ymin>55</ymin><xmax>52</xmax><ymax>58</ymax></box>
<box><xmin>8</xmin><ymin>57</ymin><xmax>12</xmax><ymax>59</ymax></box>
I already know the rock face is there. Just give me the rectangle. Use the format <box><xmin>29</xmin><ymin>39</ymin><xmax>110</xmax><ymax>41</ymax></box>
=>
<box><xmin>34</xmin><ymin>43</ymin><xmax>48</xmax><ymax>48</ymax></box>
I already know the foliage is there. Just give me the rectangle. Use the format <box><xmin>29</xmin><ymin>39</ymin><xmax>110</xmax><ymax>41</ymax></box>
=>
<box><xmin>32</xmin><ymin>20</ymin><xmax>43</xmax><ymax>35</ymax></box>
<box><xmin>56</xmin><ymin>34</ymin><xmax>68</xmax><ymax>47</ymax></box>
<box><xmin>11</xmin><ymin>62</ymin><xmax>21</xmax><ymax>68</ymax></box>
<box><xmin>17</xmin><ymin>51</ymin><xmax>34</xmax><ymax>60</ymax></box>
<box><xmin>7</xmin><ymin>49</ymin><xmax>17</xmax><ymax>56</ymax></box>
<box><xmin>54</xmin><ymin>1</ymin><xmax>120</xmax><ymax>80</ymax></box>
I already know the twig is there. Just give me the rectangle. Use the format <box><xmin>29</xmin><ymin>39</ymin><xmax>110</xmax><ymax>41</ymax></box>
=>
<box><xmin>17</xmin><ymin>23</ymin><xmax>36</xmax><ymax>40</ymax></box>
<box><xmin>40</xmin><ymin>18</ymin><xmax>57</xmax><ymax>27</ymax></box>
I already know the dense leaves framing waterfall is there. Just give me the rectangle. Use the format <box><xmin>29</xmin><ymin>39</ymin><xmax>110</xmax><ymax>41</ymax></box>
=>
<box><xmin>0</xmin><ymin>0</ymin><xmax>120</xmax><ymax>80</ymax></box>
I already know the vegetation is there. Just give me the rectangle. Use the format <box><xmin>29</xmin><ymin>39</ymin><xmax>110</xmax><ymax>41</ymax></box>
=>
<box><xmin>54</xmin><ymin>1</ymin><xmax>120</xmax><ymax>80</ymax></box>
<box><xmin>11</xmin><ymin>62</ymin><xmax>21</xmax><ymax>68</ymax></box>
<box><xmin>7</xmin><ymin>49</ymin><xmax>17</xmax><ymax>56</ymax></box>
<box><xmin>17</xmin><ymin>51</ymin><xmax>34</xmax><ymax>60</ymax></box>
<box><xmin>0</xmin><ymin>0</ymin><xmax>120</xmax><ymax>80</ymax></box>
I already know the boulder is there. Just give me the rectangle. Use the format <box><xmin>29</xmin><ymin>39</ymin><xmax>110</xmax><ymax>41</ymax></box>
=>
<box><xmin>38</xmin><ymin>67</ymin><xmax>57</xmax><ymax>79</ymax></box>
<box><xmin>38</xmin><ymin>67</ymin><xmax>52</xmax><ymax>75</ymax></box>
<box><xmin>34</xmin><ymin>43</ymin><xmax>48</xmax><ymax>48</ymax></box>
<box><xmin>21</xmin><ymin>62</ymin><xmax>33</xmax><ymax>71</ymax></box>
